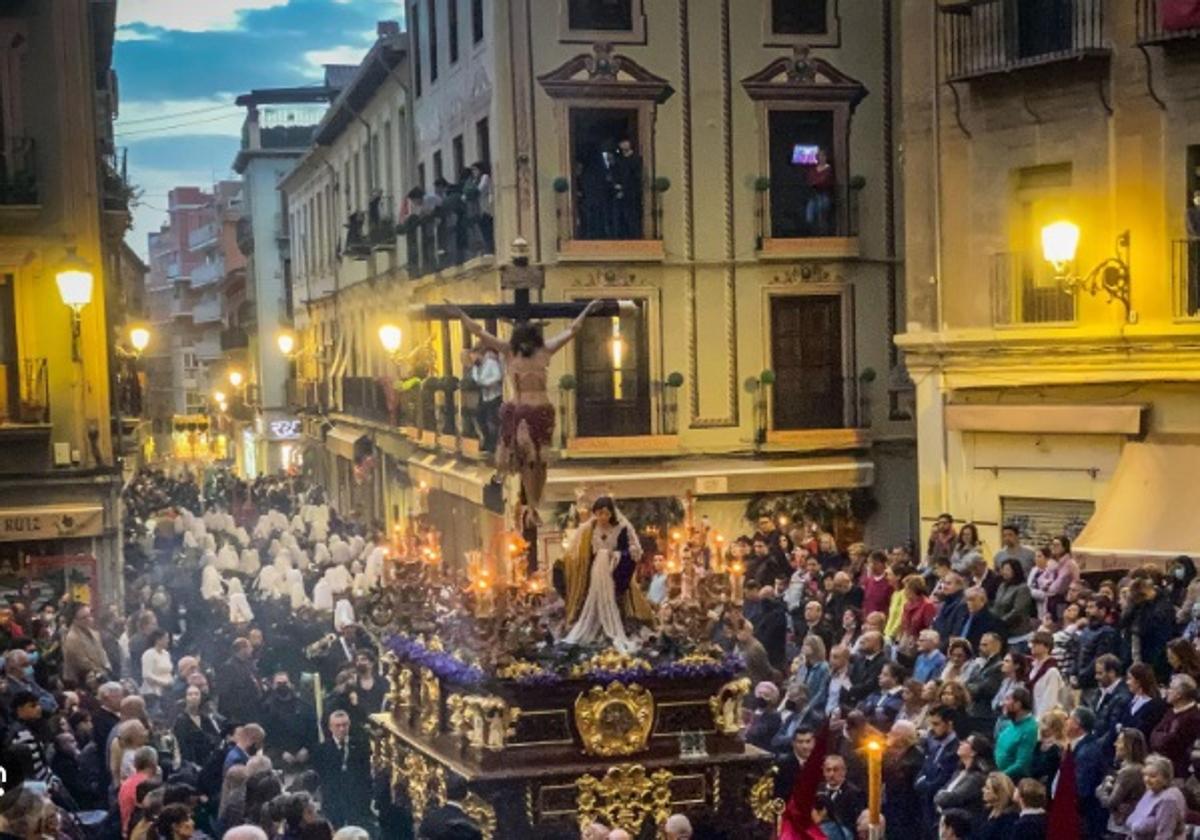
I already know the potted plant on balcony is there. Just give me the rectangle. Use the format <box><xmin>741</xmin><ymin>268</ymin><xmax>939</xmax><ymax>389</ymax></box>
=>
<box><xmin>661</xmin><ymin>371</ymin><xmax>684</xmax><ymax>435</ymax></box>
<box><xmin>744</xmin><ymin>369</ymin><xmax>774</xmax><ymax>447</ymax></box>
<box><xmin>650</xmin><ymin>176</ymin><xmax>671</xmax><ymax>239</ymax></box>
<box><xmin>552</xmin><ymin>176</ymin><xmax>571</xmax><ymax>248</ymax></box>
<box><xmin>857</xmin><ymin>367</ymin><xmax>876</xmax><ymax>428</ymax></box>
<box><xmin>753</xmin><ymin>176</ymin><xmax>772</xmax><ymax>249</ymax></box>
<box><xmin>557</xmin><ymin>373</ymin><xmax>576</xmax><ymax>449</ymax></box>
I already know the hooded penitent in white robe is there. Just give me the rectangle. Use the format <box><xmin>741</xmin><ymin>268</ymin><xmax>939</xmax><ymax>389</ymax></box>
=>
<box><xmin>364</xmin><ymin>546</ymin><xmax>386</xmax><ymax>588</ymax></box>
<box><xmin>233</xmin><ymin>527</ymin><xmax>251</xmax><ymax>547</ymax></box>
<box><xmin>183</xmin><ymin>531</ymin><xmax>199</xmax><ymax>550</ymax></box>
<box><xmin>325</xmin><ymin>564</ymin><xmax>351</xmax><ymax>595</ymax></box>
<box><xmin>216</xmin><ymin>544</ymin><xmax>240</xmax><ymax>573</ymax></box>
<box><xmin>229</xmin><ymin>592</ymin><xmax>254</xmax><ymax>624</ymax></box>
<box><xmin>256</xmin><ymin>566</ymin><xmax>282</xmax><ymax>598</ymax></box>
<box><xmin>203</xmin><ymin>533</ymin><xmax>216</xmax><ymax>553</ymax></box>
<box><xmin>333</xmin><ymin>599</ymin><xmax>356</xmax><ymax>631</ymax></box>
<box><xmin>312</xmin><ymin>577</ymin><xmax>333</xmax><ymax>612</ymax></box>
<box><xmin>313</xmin><ymin>543</ymin><xmax>331</xmax><ymax>567</ymax></box>
<box><xmin>201</xmin><ymin>564</ymin><xmax>225</xmax><ymax>600</ymax></box>
<box><xmin>287</xmin><ymin>569</ymin><xmax>309</xmax><ymax>610</ymax></box>
<box><xmin>331</xmin><ymin>541</ymin><xmax>351</xmax><ymax>567</ymax></box>
<box><xmin>239</xmin><ymin>548</ymin><xmax>261</xmax><ymax>576</ymax></box>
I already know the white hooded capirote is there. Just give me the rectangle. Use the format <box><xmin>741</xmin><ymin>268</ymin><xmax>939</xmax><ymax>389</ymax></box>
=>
<box><xmin>312</xmin><ymin>577</ymin><xmax>333</xmax><ymax>612</ymax></box>
<box><xmin>256</xmin><ymin>565</ymin><xmax>282</xmax><ymax>598</ymax></box>
<box><xmin>229</xmin><ymin>591</ymin><xmax>254</xmax><ymax>624</ymax></box>
<box><xmin>200</xmin><ymin>564</ymin><xmax>225</xmax><ymax>600</ymax></box>
<box><xmin>287</xmin><ymin>568</ymin><xmax>309</xmax><ymax>610</ymax></box>
<box><xmin>216</xmin><ymin>544</ymin><xmax>240</xmax><ymax>572</ymax></box>
<box><xmin>333</xmin><ymin>599</ymin><xmax>356</xmax><ymax>631</ymax></box>
<box><xmin>239</xmin><ymin>548</ymin><xmax>261</xmax><ymax>576</ymax></box>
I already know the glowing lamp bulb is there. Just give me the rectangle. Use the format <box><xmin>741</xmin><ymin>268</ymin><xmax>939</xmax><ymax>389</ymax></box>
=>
<box><xmin>228</xmin><ymin>370</ymin><xmax>244</xmax><ymax>388</ymax></box>
<box><xmin>129</xmin><ymin>327</ymin><xmax>151</xmax><ymax>353</ymax></box>
<box><xmin>866</xmin><ymin>739</ymin><xmax>883</xmax><ymax>753</ymax></box>
<box><xmin>1041</xmin><ymin>221</ymin><xmax>1080</xmax><ymax>268</ymax></box>
<box><xmin>379</xmin><ymin>323</ymin><xmax>403</xmax><ymax>355</ymax></box>
<box><xmin>56</xmin><ymin>248</ymin><xmax>94</xmax><ymax>311</ymax></box>
<box><xmin>277</xmin><ymin>332</ymin><xmax>296</xmax><ymax>356</ymax></box>
<box><xmin>212</xmin><ymin>390</ymin><xmax>227</xmax><ymax>404</ymax></box>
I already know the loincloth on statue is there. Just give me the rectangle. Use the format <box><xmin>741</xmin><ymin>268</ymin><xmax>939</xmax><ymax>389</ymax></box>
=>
<box><xmin>496</xmin><ymin>402</ymin><xmax>555</xmax><ymax>472</ymax></box>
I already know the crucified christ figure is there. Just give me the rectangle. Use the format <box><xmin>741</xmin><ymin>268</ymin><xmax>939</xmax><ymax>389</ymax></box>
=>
<box><xmin>444</xmin><ymin>298</ymin><xmax>603</xmax><ymax>526</ymax></box>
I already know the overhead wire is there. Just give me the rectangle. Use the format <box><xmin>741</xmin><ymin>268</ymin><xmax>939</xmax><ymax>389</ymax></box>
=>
<box><xmin>115</xmin><ymin>111</ymin><xmax>242</xmax><ymax>138</ymax></box>
<box><xmin>115</xmin><ymin>102</ymin><xmax>237</xmax><ymax>126</ymax></box>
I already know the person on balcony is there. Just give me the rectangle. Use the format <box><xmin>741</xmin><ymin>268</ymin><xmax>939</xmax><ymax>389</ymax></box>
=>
<box><xmin>465</xmin><ymin>344</ymin><xmax>502</xmax><ymax>453</ymax></box>
<box><xmin>805</xmin><ymin>147</ymin><xmax>835</xmax><ymax>236</ymax></box>
<box><xmin>578</xmin><ymin>144</ymin><xmax>616</xmax><ymax>240</ymax></box>
<box><xmin>612</xmin><ymin>137</ymin><xmax>643</xmax><ymax>239</ymax></box>
<box><xmin>468</xmin><ymin>161</ymin><xmax>494</xmax><ymax>255</ymax></box>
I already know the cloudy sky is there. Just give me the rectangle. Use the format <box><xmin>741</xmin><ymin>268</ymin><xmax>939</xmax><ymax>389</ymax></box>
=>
<box><xmin>114</xmin><ymin>0</ymin><xmax>405</xmax><ymax>257</ymax></box>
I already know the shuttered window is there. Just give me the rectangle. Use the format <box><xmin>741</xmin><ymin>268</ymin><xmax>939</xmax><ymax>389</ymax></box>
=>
<box><xmin>1000</xmin><ymin>497</ymin><xmax>1094</xmax><ymax>547</ymax></box>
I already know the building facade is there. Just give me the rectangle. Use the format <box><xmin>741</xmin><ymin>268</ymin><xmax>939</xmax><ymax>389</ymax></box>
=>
<box><xmin>897</xmin><ymin>0</ymin><xmax>1200</xmax><ymax>567</ymax></box>
<box><xmin>285</xmin><ymin>2</ymin><xmax>915</xmax><ymax>566</ymax></box>
<box><xmin>230</xmin><ymin>73</ymin><xmax>345</xmax><ymax>477</ymax></box>
<box><xmin>0</xmin><ymin>0</ymin><xmax>129</xmax><ymax>601</ymax></box>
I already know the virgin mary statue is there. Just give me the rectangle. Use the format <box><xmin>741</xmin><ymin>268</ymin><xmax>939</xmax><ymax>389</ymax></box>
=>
<box><xmin>562</xmin><ymin>496</ymin><xmax>654</xmax><ymax>652</ymax></box>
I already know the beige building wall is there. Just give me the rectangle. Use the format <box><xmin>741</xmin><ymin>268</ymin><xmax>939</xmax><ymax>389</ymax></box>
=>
<box><xmin>897</xmin><ymin>0</ymin><xmax>1200</xmax><ymax>557</ymax></box>
<box><xmin>287</xmin><ymin>1</ymin><xmax>916</xmax><ymax>551</ymax></box>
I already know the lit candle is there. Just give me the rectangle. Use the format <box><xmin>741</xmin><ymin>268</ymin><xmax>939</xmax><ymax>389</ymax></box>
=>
<box><xmin>866</xmin><ymin>738</ymin><xmax>883</xmax><ymax>838</ymax></box>
<box><xmin>729</xmin><ymin>560</ymin><xmax>744</xmax><ymax>605</ymax></box>
<box><xmin>476</xmin><ymin>577</ymin><xmax>494</xmax><ymax>618</ymax></box>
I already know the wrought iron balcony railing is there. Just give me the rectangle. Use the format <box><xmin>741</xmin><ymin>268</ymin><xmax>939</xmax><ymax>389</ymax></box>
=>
<box><xmin>940</xmin><ymin>0</ymin><xmax>1109</xmax><ymax>82</ymax></box>
<box><xmin>991</xmin><ymin>251</ymin><xmax>1077</xmax><ymax>326</ymax></box>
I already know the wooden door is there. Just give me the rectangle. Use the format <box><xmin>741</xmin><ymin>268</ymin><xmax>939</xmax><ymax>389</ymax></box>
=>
<box><xmin>770</xmin><ymin>295</ymin><xmax>845</xmax><ymax>430</ymax></box>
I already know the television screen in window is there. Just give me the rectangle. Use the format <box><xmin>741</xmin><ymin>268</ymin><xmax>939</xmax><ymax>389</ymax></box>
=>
<box><xmin>791</xmin><ymin>144</ymin><xmax>820</xmax><ymax>165</ymax></box>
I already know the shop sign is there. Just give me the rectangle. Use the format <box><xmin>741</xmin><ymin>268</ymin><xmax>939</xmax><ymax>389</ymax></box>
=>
<box><xmin>0</xmin><ymin>507</ymin><xmax>104</xmax><ymax>542</ymax></box>
<box><xmin>268</xmin><ymin>419</ymin><xmax>302</xmax><ymax>440</ymax></box>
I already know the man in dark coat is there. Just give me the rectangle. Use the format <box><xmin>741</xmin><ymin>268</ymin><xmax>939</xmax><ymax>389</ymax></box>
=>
<box><xmin>261</xmin><ymin>671</ymin><xmax>317</xmax><ymax>771</ymax></box>
<box><xmin>774</xmin><ymin>726</ymin><xmax>817</xmax><ymax>800</ymax></box>
<box><xmin>957</xmin><ymin>587</ymin><xmax>1007</xmax><ymax>651</ymax></box>
<box><xmin>882</xmin><ymin>721</ymin><xmax>925</xmax><ymax>838</ymax></box>
<box><xmin>914</xmin><ymin>707</ymin><xmax>959</xmax><ymax>840</ymax></box>
<box><xmin>313</xmin><ymin>710</ymin><xmax>372</xmax><ymax>828</ymax></box>
<box><xmin>818</xmin><ymin>754</ymin><xmax>867</xmax><ymax>830</ymax></box>
<box><xmin>931</xmin><ymin>574</ymin><xmax>968</xmax><ymax>650</ymax></box>
<box><xmin>844</xmin><ymin>632</ymin><xmax>887</xmax><ymax>707</ymax></box>
<box><xmin>611</xmin><ymin>138</ymin><xmax>644</xmax><ymax>238</ymax></box>
<box><xmin>1088</xmin><ymin>653</ymin><xmax>1131</xmax><ymax>755</ymax></box>
<box><xmin>964</xmin><ymin>632</ymin><xmax>1006</xmax><ymax>733</ymax></box>
<box><xmin>418</xmin><ymin>775</ymin><xmax>483</xmax><ymax>840</ymax></box>
<box><xmin>215</xmin><ymin>637</ymin><xmax>262</xmax><ymax>726</ymax></box>
<box><xmin>751</xmin><ymin>589</ymin><xmax>789</xmax><ymax>672</ymax></box>
<box><xmin>1067</xmin><ymin>707</ymin><xmax>1109</xmax><ymax>838</ymax></box>
<box><xmin>1075</xmin><ymin>598</ymin><xmax>1121</xmax><ymax>692</ymax></box>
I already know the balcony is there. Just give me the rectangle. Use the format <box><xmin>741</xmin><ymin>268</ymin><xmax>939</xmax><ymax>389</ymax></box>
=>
<box><xmin>341</xmin><ymin>376</ymin><xmax>390</xmax><ymax>424</ymax></box>
<box><xmin>0</xmin><ymin>136</ymin><xmax>37</xmax><ymax>206</ymax></box>
<box><xmin>401</xmin><ymin>207</ymin><xmax>495</xmax><ymax>279</ymax></box>
<box><xmin>368</xmin><ymin>193</ymin><xmax>396</xmax><ymax>252</ymax></box>
<box><xmin>757</xmin><ymin>181</ymin><xmax>862</xmax><ymax>259</ymax></box>
<box><xmin>188</xmin><ymin>222</ymin><xmax>219</xmax><ymax>251</ymax></box>
<box><xmin>939</xmin><ymin>0</ymin><xmax>1110</xmax><ymax>82</ymax></box>
<box><xmin>554</xmin><ymin>182</ymin><xmax>666</xmax><ymax>262</ymax></box>
<box><xmin>990</xmin><ymin>251</ymin><xmax>1076</xmax><ymax>326</ymax></box>
<box><xmin>192</xmin><ymin>296</ymin><xmax>222</xmax><ymax>324</ymax></box>
<box><xmin>191</xmin><ymin>260</ymin><xmax>223</xmax><ymax>288</ymax></box>
<box><xmin>1173</xmin><ymin>239</ymin><xmax>1200</xmax><ymax>319</ymax></box>
<box><xmin>1137</xmin><ymin>0</ymin><xmax>1200</xmax><ymax>46</ymax></box>
<box><xmin>220</xmin><ymin>326</ymin><xmax>249</xmax><ymax>351</ymax></box>
<box><xmin>170</xmin><ymin>298</ymin><xmax>193</xmax><ymax>321</ymax></box>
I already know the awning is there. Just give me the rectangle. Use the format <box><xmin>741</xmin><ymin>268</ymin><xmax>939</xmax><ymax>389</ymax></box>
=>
<box><xmin>543</xmin><ymin>454</ymin><xmax>874</xmax><ymax>504</ymax></box>
<box><xmin>404</xmin><ymin>454</ymin><xmax>495</xmax><ymax>506</ymax></box>
<box><xmin>1074</xmin><ymin>437</ymin><xmax>1200</xmax><ymax>572</ymax></box>
<box><xmin>326</xmin><ymin>425</ymin><xmax>371</xmax><ymax>461</ymax></box>
<box><xmin>0</xmin><ymin>506</ymin><xmax>105</xmax><ymax>542</ymax></box>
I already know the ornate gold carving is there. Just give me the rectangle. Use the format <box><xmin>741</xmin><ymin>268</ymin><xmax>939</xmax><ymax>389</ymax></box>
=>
<box><xmin>496</xmin><ymin>659</ymin><xmax>550</xmax><ymax>681</ymax></box>
<box><xmin>400</xmin><ymin>749</ymin><xmax>447</xmax><ymax>822</ymax></box>
<box><xmin>769</xmin><ymin>263</ymin><xmax>840</xmax><ymax>285</ymax></box>
<box><xmin>708</xmin><ymin>677</ymin><xmax>751</xmax><ymax>735</ymax></box>
<box><xmin>675</xmin><ymin>651</ymin><xmax>721</xmax><ymax>667</ymax></box>
<box><xmin>749</xmin><ymin>767</ymin><xmax>785</xmax><ymax>824</ymax></box>
<box><xmin>569</xmin><ymin>649</ymin><xmax>652</xmax><ymax>679</ymax></box>
<box><xmin>418</xmin><ymin>667</ymin><xmax>441</xmax><ymax>735</ymax></box>
<box><xmin>384</xmin><ymin>654</ymin><xmax>413</xmax><ymax>711</ymax></box>
<box><xmin>461</xmin><ymin>792</ymin><xmax>498</xmax><ymax>840</ymax></box>
<box><xmin>571</xmin><ymin>268</ymin><xmax>640</xmax><ymax>288</ymax></box>
<box><xmin>448</xmin><ymin>694</ymin><xmax>522</xmax><ymax>750</ymax></box>
<box><xmin>575</xmin><ymin>764</ymin><xmax>674</xmax><ymax>835</ymax></box>
<box><xmin>574</xmin><ymin>682</ymin><xmax>655</xmax><ymax>757</ymax></box>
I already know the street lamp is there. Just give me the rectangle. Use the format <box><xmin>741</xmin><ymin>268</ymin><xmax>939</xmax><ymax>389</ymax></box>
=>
<box><xmin>228</xmin><ymin>369</ymin><xmax>245</xmax><ymax>389</ymax></box>
<box><xmin>1041</xmin><ymin>220</ymin><xmax>1133</xmax><ymax>322</ymax></box>
<box><xmin>129</xmin><ymin>326</ymin><xmax>151</xmax><ymax>356</ymax></box>
<box><xmin>56</xmin><ymin>247</ymin><xmax>94</xmax><ymax>361</ymax></box>
<box><xmin>212</xmin><ymin>389</ymin><xmax>227</xmax><ymax>404</ymax></box>
<box><xmin>379</xmin><ymin>323</ymin><xmax>403</xmax><ymax>361</ymax></box>
<box><xmin>276</xmin><ymin>331</ymin><xmax>296</xmax><ymax>357</ymax></box>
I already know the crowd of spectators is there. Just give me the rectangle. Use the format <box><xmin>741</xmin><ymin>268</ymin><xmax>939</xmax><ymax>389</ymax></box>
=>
<box><xmin>727</xmin><ymin>512</ymin><xmax>1200</xmax><ymax>839</ymax></box>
